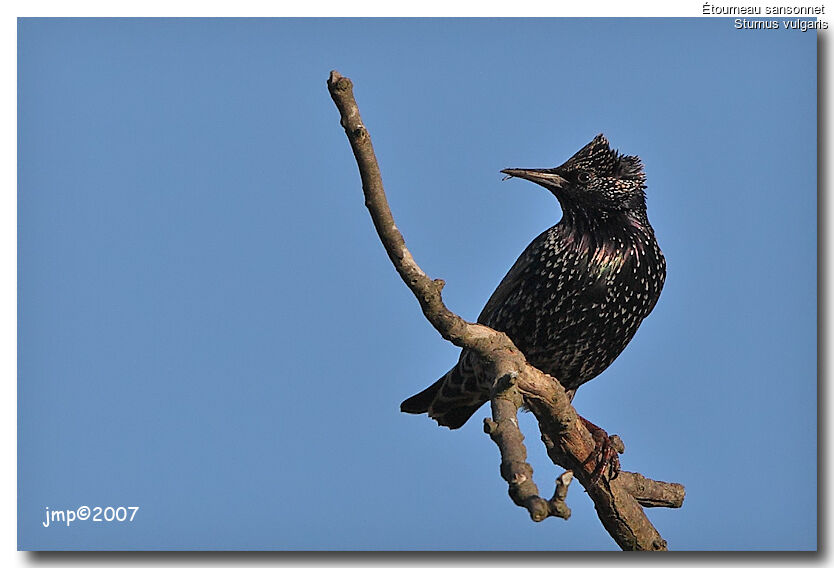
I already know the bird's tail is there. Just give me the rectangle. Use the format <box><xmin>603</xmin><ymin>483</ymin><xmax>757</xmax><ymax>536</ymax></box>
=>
<box><xmin>400</xmin><ymin>362</ymin><xmax>488</xmax><ymax>429</ymax></box>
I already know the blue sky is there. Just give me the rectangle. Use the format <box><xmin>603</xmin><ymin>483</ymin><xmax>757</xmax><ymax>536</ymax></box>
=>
<box><xmin>18</xmin><ymin>18</ymin><xmax>816</xmax><ymax>550</ymax></box>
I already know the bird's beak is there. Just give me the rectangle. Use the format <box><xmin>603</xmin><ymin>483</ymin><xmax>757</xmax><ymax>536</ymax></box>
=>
<box><xmin>501</xmin><ymin>168</ymin><xmax>568</xmax><ymax>190</ymax></box>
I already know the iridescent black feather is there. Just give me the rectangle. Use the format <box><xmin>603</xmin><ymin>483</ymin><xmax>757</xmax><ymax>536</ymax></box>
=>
<box><xmin>401</xmin><ymin>134</ymin><xmax>666</xmax><ymax>429</ymax></box>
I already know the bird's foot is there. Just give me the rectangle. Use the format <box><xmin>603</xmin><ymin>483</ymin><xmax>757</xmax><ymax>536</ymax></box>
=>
<box><xmin>579</xmin><ymin>416</ymin><xmax>623</xmax><ymax>484</ymax></box>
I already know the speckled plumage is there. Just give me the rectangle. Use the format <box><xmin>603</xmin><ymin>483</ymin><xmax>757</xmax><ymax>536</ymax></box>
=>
<box><xmin>401</xmin><ymin>134</ymin><xmax>666</xmax><ymax>429</ymax></box>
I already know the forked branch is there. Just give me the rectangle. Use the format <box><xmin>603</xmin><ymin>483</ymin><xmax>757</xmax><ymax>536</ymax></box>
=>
<box><xmin>327</xmin><ymin>70</ymin><xmax>684</xmax><ymax>551</ymax></box>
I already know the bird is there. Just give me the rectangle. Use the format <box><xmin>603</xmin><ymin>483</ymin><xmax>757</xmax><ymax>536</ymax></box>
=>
<box><xmin>400</xmin><ymin>134</ymin><xmax>666</xmax><ymax>477</ymax></box>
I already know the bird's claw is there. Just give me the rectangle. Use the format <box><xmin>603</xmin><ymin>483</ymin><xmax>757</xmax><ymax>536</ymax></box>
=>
<box><xmin>579</xmin><ymin>416</ymin><xmax>622</xmax><ymax>484</ymax></box>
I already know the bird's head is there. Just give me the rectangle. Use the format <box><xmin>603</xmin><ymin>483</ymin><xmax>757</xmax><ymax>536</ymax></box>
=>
<box><xmin>501</xmin><ymin>134</ymin><xmax>647</xmax><ymax>221</ymax></box>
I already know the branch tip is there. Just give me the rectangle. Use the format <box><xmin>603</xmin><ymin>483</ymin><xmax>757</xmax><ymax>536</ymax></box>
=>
<box><xmin>327</xmin><ymin>70</ymin><xmax>351</xmax><ymax>92</ymax></box>
<box><xmin>557</xmin><ymin>470</ymin><xmax>574</xmax><ymax>490</ymax></box>
<box><xmin>526</xmin><ymin>498</ymin><xmax>550</xmax><ymax>522</ymax></box>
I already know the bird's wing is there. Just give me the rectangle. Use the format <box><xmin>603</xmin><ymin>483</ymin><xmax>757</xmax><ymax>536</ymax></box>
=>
<box><xmin>476</xmin><ymin>230</ymin><xmax>547</xmax><ymax>326</ymax></box>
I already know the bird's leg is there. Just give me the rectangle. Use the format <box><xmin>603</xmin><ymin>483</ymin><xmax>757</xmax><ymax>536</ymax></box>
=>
<box><xmin>579</xmin><ymin>416</ymin><xmax>622</xmax><ymax>484</ymax></box>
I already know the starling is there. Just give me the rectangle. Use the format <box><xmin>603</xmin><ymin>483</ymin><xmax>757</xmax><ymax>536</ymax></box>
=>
<box><xmin>401</xmin><ymin>134</ymin><xmax>666</xmax><ymax>452</ymax></box>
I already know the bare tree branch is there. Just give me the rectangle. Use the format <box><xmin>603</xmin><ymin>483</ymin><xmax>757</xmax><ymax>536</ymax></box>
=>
<box><xmin>484</xmin><ymin>372</ymin><xmax>552</xmax><ymax>522</ymax></box>
<box><xmin>550</xmin><ymin>470</ymin><xmax>574</xmax><ymax>519</ymax></box>
<box><xmin>327</xmin><ymin>69</ymin><xmax>684</xmax><ymax>551</ymax></box>
<box><xmin>484</xmin><ymin>372</ymin><xmax>574</xmax><ymax>522</ymax></box>
<box><xmin>618</xmin><ymin>472</ymin><xmax>685</xmax><ymax>509</ymax></box>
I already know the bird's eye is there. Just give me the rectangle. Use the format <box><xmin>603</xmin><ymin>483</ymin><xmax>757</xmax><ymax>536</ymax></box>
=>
<box><xmin>577</xmin><ymin>171</ymin><xmax>591</xmax><ymax>184</ymax></box>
